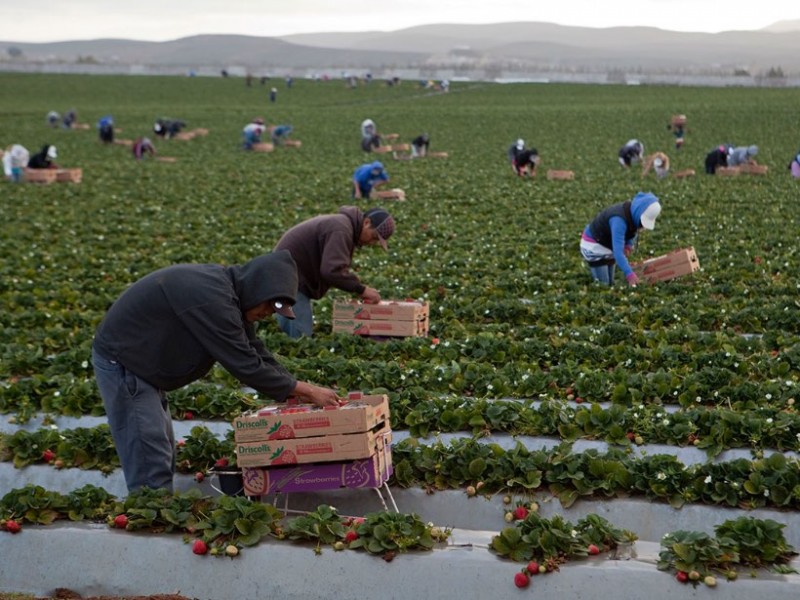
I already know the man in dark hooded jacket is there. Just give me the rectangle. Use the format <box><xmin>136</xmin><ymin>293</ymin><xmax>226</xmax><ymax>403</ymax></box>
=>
<box><xmin>273</xmin><ymin>206</ymin><xmax>396</xmax><ymax>338</ymax></box>
<box><xmin>28</xmin><ymin>144</ymin><xmax>58</xmax><ymax>169</ymax></box>
<box><xmin>92</xmin><ymin>250</ymin><xmax>340</xmax><ymax>493</ymax></box>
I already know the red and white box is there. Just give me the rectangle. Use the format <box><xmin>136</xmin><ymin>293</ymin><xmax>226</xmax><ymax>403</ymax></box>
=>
<box><xmin>235</xmin><ymin>422</ymin><xmax>391</xmax><ymax>468</ymax></box>
<box><xmin>233</xmin><ymin>393</ymin><xmax>389</xmax><ymax>443</ymax></box>
<box><xmin>331</xmin><ymin>299</ymin><xmax>429</xmax><ymax>337</ymax></box>
<box><xmin>632</xmin><ymin>247</ymin><xmax>700</xmax><ymax>283</ymax></box>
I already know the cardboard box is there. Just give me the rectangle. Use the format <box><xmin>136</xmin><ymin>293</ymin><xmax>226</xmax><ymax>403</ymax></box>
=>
<box><xmin>242</xmin><ymin>444</ymin><xmax>393</xmax><ymax>495</ymax></box>
<box><xmin>23</xmin><ymin>169</ymin><xmax>57</xmax><ymax>184</ymax></box>
<box><xmin>638</xmin><ymin>260</ymin><xmax>700</xmax><ymax>283</ymax></box>
<box><xmin>252</xmin><ymin>142</ymin><xmax>274</xmax><ymax>152</ymax></box>
<box><xmin>738</xmin><ymin>163</ymin><xmax>768</xmax><ymax>175</ymax></box>
<box><xmin>235</xmin><ymin>422</ymin><xmax>391</xmax><ymax>467</ymax></box>
<box><xmin>391</xmin><ymin>143</ymin><xmax>410</xmax><ymax>151</ymax></box>
<box><xmin>632</xmin><ymin>247</ymin><xmax>700</xmax><ymax>283</ymax></box>
<box><xmin>332</xmin><ymin>299</ymin><xmax>429</xmax><ymax>321</ymax></box>
<box><xmin>716</xmin><ymin>166</ymin><xmax>739</xmax><ymax>176</ymax></box>
<box><xmin>332</xmin><ymin>316</ymin><xmax>429</xmax><ymax>337</ymax></box>
<box><xmin>56</xmin><ymin>168</ymin><xmax>82</xmax><ymax>183</ymax></box>
<box><xmin>547</xmin><ymin>169</ymin><xmax>575</xmax><ymax>180</ymax></box>
<box><xmin>233</xmin><ymin>393</ymin><xmax>389</xmax><ymax>442</ymax></box>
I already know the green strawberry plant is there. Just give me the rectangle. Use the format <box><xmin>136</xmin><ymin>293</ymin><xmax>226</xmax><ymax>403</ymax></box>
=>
<box><xmin>658</xmin><ymin>517</ymin><xmax>798</xmax><ymax>580</ymax></box>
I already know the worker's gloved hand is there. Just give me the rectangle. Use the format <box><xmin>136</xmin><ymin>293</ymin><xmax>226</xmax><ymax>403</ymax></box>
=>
<box><xmin>624</xmin><ymin>245</ymin><xmax>633</xmax><ymax>257</ymax></box>
<box><xmin>626</xmin><ymin>272</ymin><xmax>640</xmax><ymax>287</ymax></box>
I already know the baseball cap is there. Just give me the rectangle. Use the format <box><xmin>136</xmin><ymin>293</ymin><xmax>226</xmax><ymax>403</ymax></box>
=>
<box><xmin>516</xmin><ymin>139</ymin><xmax>525</xmax><ymax>150</ymax></box>
<box><xmin>271</xmin><ymin>299</ymin><xmax>296</xmax><ymax>320</ymax></box>
<box><xmin>640</xmin><ymin>201</ymin><xmax>662</xmax><ymax>230</ymax></box>
<box><xmin>47</xmin><ymin>146</ymin><xmax>57</xmax><ymax>159</ymax></box>
<box><xmin>365</xmin><ymin>207</ymin><xmax>395</xmax><ymax>250</ymax></box>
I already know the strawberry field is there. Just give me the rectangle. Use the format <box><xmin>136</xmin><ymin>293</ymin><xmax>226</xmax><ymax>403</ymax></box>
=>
<box><xmin>0</xmin><ymin>73</ymin><xmax>799</xmax><ymax>598</ymax></box>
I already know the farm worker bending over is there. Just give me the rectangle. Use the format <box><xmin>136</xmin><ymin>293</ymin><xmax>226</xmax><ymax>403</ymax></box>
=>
<box><xmin>789</xmin><ymin>150</ymin><xmax>800</xmax><ymax>178</ymax></box>
<box><xmin>2</xmin><ymin>144</ymin><xmax>29</xmax><ymax>182</ymax></box>
<box><xmin>132</xmin><ymin>137</ymin><xmax>156</xmax><ymax>160</ymax></box>
<box><xmin>508</xmin><ymin>139</ymin><xmax>540</xmax><ymax>176</ymax></box>
<box><xmin>27</xmin><ymin>144</ymin><xmax>58</xmax><ymax>169</ymax></box>
<box><xmin>270</xmin><ymin>124</ymin><xmax>294</xmax><ymax>145</ymax></box>
<box><xmin>618</xmin><ymin>139</ymin><xmax>645</xmax><ymax>167</ymax></box>
<box><xmin>98</xmin><ymin>115</ymin><xmax>114</xmax><ymax>143</ymax></box>
<box><xmin>580</xmin><ymin>192</ymin><xmax>662</xmax><ymax>287</ymax></box>
<box><xmin>704</xmin><ymin>144</ymin><xmax>731</xmax><ymax>174</ymax></box>
<box><xmin>360</xmin><ymin>118</ymin><xmax>381</xmax><ymax>152</ymax></box>
<box><xmin>242</xmin><ymin>117</ymin><xmax>266</xmax><ymax>150</ymax></box>
<box><xmin>273</xmin><ymin>206</ymin><xmax>396</xmax><ymax>338</ymax></box>
<box><xmin>642</xmin><ymin>152</ymin><xmax>670</xmax><ymax>179</ymax></box>
<box><xmin>92</xmin><ymin>251</ymin><xmax>341</xmax><ymax>493</ymax></box>
<box><xmin>352</xmin><ymin>160</ymin><xmax>389</xmax><ymax>199</ymax></box>
<box><xmin>726</xmin><ymin>145</ymin><xmax>758</xmax><ymax>167</ymax></box>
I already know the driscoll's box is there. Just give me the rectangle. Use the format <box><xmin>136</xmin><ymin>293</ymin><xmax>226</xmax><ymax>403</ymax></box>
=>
<box><xmin>242</xmin><ymin>445</ymin><xmax>393</xmax><ymax>496</ymax></box>
<box><xmin>632</xmin><ymin>247</ymin><xmax>700</xmax><ymax>283</ymax></box>
<box><xmin>233</xmin><ymin>393</ymin><xmax>389</xmax><ymax>443</ymax></box>
<box><xmin>331</xmin><ymin>317</ymin><xmax>429</xmax><ymax>337</ymax></box>
<box><xmin>332</xmin><ymin>299</ymin><xmax>429</xmax><ymax>321</ymax></box>
<box><xmin>235</xmin><ymin>422</ymin><xmax>390</xmax><ymax>468</ymax></box>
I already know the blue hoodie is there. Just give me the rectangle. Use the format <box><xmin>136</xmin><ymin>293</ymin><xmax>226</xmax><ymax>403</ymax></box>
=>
<box><xmin>353</xmin><ymin>161</ymin><xmax>388</xmax><ymax>195</ymax></box>
<box><xmin>584</xmin><ymin>192</ymin><xmax>659</xmax><ymax>277</ymax></box>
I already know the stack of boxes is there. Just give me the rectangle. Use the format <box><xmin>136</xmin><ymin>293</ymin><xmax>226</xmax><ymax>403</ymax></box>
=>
<box><xmin>632</xmin><ymin>247</ymin><xmax>700</xmax><ymax>283</ymax></box>
<box><xmin>331</xmin><ymin>299</ymin><xmax>429</xmax><ymax>337</ymax></box>
<box><xmin>234</xmin><ymin>392</ymin><xmax>392</xmax><ymax>497</ymax></box>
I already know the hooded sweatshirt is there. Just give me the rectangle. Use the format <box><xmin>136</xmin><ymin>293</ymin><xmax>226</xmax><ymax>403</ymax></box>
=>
<box><xmin>583</xmin><ymin>192</ymin><xmax>660</xmax><ymax>277</ymax></box>
<box><xmin>28</xmin><ymin>145</ymin><xmax>55</xmax><ymax>169</ymax></box>
<box><xmin>274</xmin><ymin>206</ymin><xmax>367</xmax><ymax>300</ymax></box>
<box><xmin>93</xmin><ymin>251</ymin><xmax>298</xmax><ymax>399</ymax></box>
<box><xmin>727</xmin><ymin>145</ymin><xmax>758</xmax><ymax>167</ymax></box>
<box><xmin>352</xmin><ymin>161</ymin><xmax>388</xmax><ymax>195</ymax></box>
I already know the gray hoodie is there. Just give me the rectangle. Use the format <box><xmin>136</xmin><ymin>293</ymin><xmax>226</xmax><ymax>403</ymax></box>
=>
<box><xmin>727</xmin><ymin>145</ymin><xmax>758</xmax><ymax>167</ymax></box>
<box><xmin>93</xmin><ymin>251</ymin><xmax>298</xmax><ymax>398</ymax></box>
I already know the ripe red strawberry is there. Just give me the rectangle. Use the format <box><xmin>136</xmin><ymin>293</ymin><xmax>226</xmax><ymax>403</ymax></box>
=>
<box><xmin>574</xmin><ymin>396</ymin><xmax>584</xmax><ymax>404</ymax></box>
<box><xmin>267</xmin><ymin>424</ymin><xmax>296</xmax><ymax>440</ymax></box>
<box><xmin>513</xmin><ymin>571</ymin><xmax>530</xmax><ymax>588</ymax></box>
<box><xmin>214</xmin><ymin>457</ymin><xmax>229</xmax><ymax>468</ymax></box>
<box><xmin>513</xmin><ymin>506</ymin><xmax>529</xmax><ymax>520</ymax></box>
<box><xmin>177</xmin><ymin>439</ymin><xmax>186</xmax><ymax>447</ymax></box>
<box><xmin>626</xmin><ymin>431</ymin><xmax>636</xmax><ymax>442</ymax></box>
<box><xmin>676</xmin><ymin>571</ymin><xmax>689</xmax><ymax>583</ymax></box>
<box><xmin>352</xmin><ymin>517</ymin><xmax>365</xmax><ymax>526</ymax></box>
<box><xmin>195</xmin><ymin>472</ymin><xmax>205</xmax><ymax>483</ymax></box>
<box><xmin>271</xmin><ymin>450</ymin><xmax>297</xmax><ymax>465</ymax></box>
<box><xmin>526</xmin><ymin>560</ymin><xmax>540</xmax><ymax>575</ymax></box>
<box><xmin>192</xmin><ymin>539</ymin><xmax>208</xmax><ymax>555</ymax></box>
<box><xmin>431</xmin><ymin>337</ymin><xmax>440</xmax><ymax>345</ymax></box>
<box><xmin>588</xmin><ymin>544</ymin><xmax>600</xmax><ymax>555</ymax></box>
<box><xmin>113</xmin><ymin>514</ymin><xmax>128</xmax><ymax>529</ymax></box>
<box><xmin>5</xmin><ymin>519</ymin><xmax>21</xmax><ymax>534</ymax></box>
<box><xmin>42</xmin><ymin>449</ymin><xmax>56</xmax><ymax>463</ymax></box>
<box><xmin>345</xmin><ymin>530</ymin><xmax>359</xmax><ymax>543</ymax></box>
<box><xmin>184</xmin><ymin>411</ymin><xmax>194</xmax><ymax>420</ymax></box>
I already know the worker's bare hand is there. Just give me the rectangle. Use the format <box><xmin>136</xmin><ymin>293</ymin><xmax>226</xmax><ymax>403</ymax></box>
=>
<box><xmin>292</xmin><ymin>381</ymin><xmax>342</xmax><ymax>407</ymax></box>
<box><xmin>361</xmin><ymin>287</ymin><xmax>381</xmax><ymax>304</ymax></box>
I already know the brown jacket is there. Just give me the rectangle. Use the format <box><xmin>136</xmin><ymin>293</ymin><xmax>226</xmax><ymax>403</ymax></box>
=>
<box><xmin>273</xmin><ymin>206</ymin><xmax>366</xmax><ymax>300</ymax></box>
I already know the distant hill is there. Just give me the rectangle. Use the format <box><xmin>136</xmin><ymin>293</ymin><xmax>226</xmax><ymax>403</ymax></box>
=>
<box><xmin>3</xmin><ymin>20</ymin><xmax>800</xmax><ymax>74</ymax></box>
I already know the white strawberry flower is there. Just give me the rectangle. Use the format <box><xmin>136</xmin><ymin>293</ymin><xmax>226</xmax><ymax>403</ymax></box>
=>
<box><xmin>656</xmin><ymin>473</ymin><xmax>666</xmax><ymax>481</ymax></box>
<box><xmin>704</xmin><ymin>475</ymin><xmax>712</xmax><ymax>484</ymax></box>
<box><xmin>81</xmin><ymin>360</ymin><xmax>89</xmax><ymax>368</ymax></box>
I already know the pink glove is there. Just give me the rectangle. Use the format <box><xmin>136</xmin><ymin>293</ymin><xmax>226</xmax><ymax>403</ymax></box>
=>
<box><xmin>626</xmin><ymin>272</ymin><xmax>640</xmax><ymax>287</ymax></box>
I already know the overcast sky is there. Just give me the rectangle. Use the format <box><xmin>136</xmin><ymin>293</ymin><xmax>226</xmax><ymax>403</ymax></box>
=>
<box><xmin>2</xmin><ymin>0</ymin><xmax>797</xmax><ymax>43</ymax></box>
